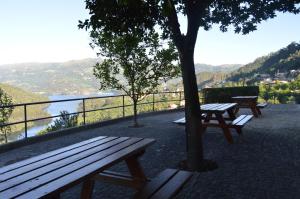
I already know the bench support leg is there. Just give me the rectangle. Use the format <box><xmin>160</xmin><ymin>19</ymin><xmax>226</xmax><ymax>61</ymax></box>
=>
<box><xmin>125</xmin><ymin>151</ymin><xmax>147</xmax><ymax>188</ymax></box>
<box><xmin>215</xmin><ymin>114</ymin><xmax>234</xmax><ymax>144</ymax></box>
<box><xmin>81</xmin><ymin>179</ymin><xmax>95</xmax><ymax>199</ymax></box>
<box><xmin>256</xmin><ymin>106</ymin><xmax>262</xmax><ymax>115</ymax></box>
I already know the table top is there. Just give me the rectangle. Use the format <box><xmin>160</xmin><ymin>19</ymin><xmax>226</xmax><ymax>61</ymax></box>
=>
<box><xmin>232</xmin><ymin>96</ymin><xmax>258</xmax><ymax>99</ymax></box>
<box><xmin>200</xmin><ymin>103</ymin><xmax>237</xmax><ymax>113</ymax></box>
<box><xmin>0</xmin><ymin>136</ymin><xmax>155</xmax><ymax>199</ymax></box>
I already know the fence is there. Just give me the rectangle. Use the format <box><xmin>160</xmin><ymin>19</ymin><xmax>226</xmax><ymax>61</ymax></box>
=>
<box><xmin>0</xmin><ymin>91</ymin><xmax>205</xmax><ymax>144</ymax></box>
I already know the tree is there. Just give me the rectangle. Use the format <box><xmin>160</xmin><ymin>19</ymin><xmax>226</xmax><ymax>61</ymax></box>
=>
<box><xmin>0</xmin><ymin>88</ymin><xmax>14</xmax><ymax>143</ymax></box>
<box><xmin>91</xmin><ymin>28</ymin><xmax>179</xmax><ymax>127</ymax></box>
<box><xmin>80</xmin><ymin>0</ymin><xmax>300</xmax><ymax>171</ymax></box>
<box><xmin>39</xmin><ymin>111</ymin><xmax>78</xmax><ymax>134</ymax></box>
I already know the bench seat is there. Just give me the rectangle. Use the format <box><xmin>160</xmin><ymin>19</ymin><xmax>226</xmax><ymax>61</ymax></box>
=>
<box><xmin>134</xmin><ymin>169</ymin><xmax>193</xmax><ymax>199</ymax></box>
<box><xmin>231</xmin><ymin>115</ymin><xmax>253</xmax><ymax>127</ymax></box>
<box><xmin>257</xmin><ymin>102</ymin><xmax>268</xmax><ymax>109</ymax></box>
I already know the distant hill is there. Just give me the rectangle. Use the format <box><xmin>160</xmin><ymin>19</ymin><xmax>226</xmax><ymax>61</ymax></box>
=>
<box><xmin>0</xmin><ymin>83</ymin><xmax>50</xmax><ymax>133</ymax></box>
<box><xmin>228</xmin><ymin>42</ymin><xmax>300</xmax><ymax>82</ymax></box>
<box><xmin>0</xmin><ymin>58</ymin><xmax>102</xmax><ymax>95</ymax></box>
<box><xmin>195</xmin><ymin>63</ymin><xmax>242</xmax><ymax>73</ymax></box>
<box><xmin>166</xmin><ymin>64</ymin><xmax>239</xmax><ymax>90</ymax></box>
<box><xmin>0</xmin><ymin>58</ymin><xmax>241</xmax><ymax>94</ymax></box>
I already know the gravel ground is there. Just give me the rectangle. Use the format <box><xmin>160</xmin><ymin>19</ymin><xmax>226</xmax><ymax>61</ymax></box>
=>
<box><xmin>0</xmin><ymin>104</ymin><xmax>299</xmax><ymax>199</ymax></box>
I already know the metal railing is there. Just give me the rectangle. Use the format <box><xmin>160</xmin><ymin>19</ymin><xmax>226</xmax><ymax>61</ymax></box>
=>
<box><xmin>1</xmin><ymin>91</ymin><xmax>205</xmax><ymax>143</ymax></box>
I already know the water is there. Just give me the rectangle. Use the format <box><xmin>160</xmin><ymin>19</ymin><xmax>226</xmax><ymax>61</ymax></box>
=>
<box><xmin>8</xmin><ymin>93</ymin><xmax>116</xmax><ymax>141</ymax></box>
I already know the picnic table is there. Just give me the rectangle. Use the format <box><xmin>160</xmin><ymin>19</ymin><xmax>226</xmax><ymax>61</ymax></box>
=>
<box><xmin>232</xmin><ymin>96</ymin><xmax>262</xmax><ymax>117</ymax></box>
<box><xmin>0</xmin><ymin>136</ymin><xmax>155</xmax><ymax>199</ymax></box>
<box><xmin>174</xmin><ymin>103</ymin><xmax>253</xmax><ymax>144</ymax></box>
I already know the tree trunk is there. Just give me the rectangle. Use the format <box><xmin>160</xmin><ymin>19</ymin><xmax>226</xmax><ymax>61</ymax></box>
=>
<box><xmin>133</xmin><ymin>100</ymin><xmax>139</xmax><ymax>127</ymax></box>
<box><xmin>179</xmin><ymin>48</ymin><xmax>204</xmax><ymax>170</ymax></box>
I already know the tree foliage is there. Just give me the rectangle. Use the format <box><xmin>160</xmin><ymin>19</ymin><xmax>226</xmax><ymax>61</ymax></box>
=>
<box><xmin>39</xmin><ymin>111</ymin><xmax>78</xmax><ymax>135</ymax></box>
<box><xmin>80</xmin><ymin>0</ymin><xmax>300</xmax><ymax>170</ymax></box>
<box><xmin>91</xmin><ymin>24</ymin><xmax>179</xmax><ymax>126</ymax></box>
<box><xmin>0</xmin><ymin>88</ymin><xmax>14</xmax><ymax>143</ymax></box>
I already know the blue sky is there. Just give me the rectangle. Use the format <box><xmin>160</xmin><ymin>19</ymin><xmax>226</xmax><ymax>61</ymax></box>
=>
<box><xmin>0</xmin><ymin>0</ymin><xmax>299</xmax><ymax>66</ymax></box>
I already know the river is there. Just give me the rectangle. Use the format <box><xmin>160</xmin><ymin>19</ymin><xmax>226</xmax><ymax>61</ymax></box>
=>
<box><xmin>8</xmin><ymin>93</ymin><xmax>115</xmax><ymax>142</ymax></box>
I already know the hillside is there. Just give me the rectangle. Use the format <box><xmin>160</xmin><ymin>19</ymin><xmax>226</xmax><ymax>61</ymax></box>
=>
<box><xmin>0</xmin><ymin>58</ymin><xmax>102</xmax><ymax>95</ymax></box>
<box><xmin>0</xmin><ymin>59</ymin><xmax>241</xmax><ymax>94</ymax></box>
<box><xmin>0</xmin><ymin>83</ymin><xmax>50</xmax><ymax>133</ymax></box>
<box><xmin>229</xmin><ymin>42</ymin><xmax>300</xmax><ymax>82</ymax></box>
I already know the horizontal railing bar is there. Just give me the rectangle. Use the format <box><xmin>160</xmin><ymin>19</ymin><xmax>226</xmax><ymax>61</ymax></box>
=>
<box><xmin>0</xmin><ymin>91</ymin><xmax>189</xmax><ymax>109</ymax></box>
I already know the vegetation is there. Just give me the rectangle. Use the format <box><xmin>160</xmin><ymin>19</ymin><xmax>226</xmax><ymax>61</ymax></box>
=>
<box><xmin>39</xmin><ymin>111</ymin><xmax>78</xmax><ymax>135</ymax></box>
<box><xmin>259</xmin><ymin>76</ymin><xmax>300</xmax><ymax>104</ymax></box>
<box><xmin>0</xmin><ymin>83</ymin><xmax>50</xmax><ymax>135</ymax></box>
<box><xmin>229</xmin><ymin>42</ymin><xmax>300</xmax><ymax>82</ymax></box>
<box><xmin>91</xmin><ymin>26</ymin><xmax>179</xmax><ymax>127</ymax></box>
<box><xmin>0</xmin><ymin>88</ymin><xmax>14</xmax><ymax>143</ymax></box>
<box><xmin>77</xmin><ymin>93</ymin><xmax>182</xmax><ymax>125</ymax></box>
<box><xmin>81</xmin><ymin>0</ymin><xmax>300</xmax><ymax>170</ymax></box>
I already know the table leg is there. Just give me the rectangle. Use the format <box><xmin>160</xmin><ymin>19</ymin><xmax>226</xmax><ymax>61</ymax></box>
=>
<box><xmin>202</xmin><ymin>113</ymin><xmax>212</xmax><ymax>131</ymax></box>
<box><xmin>227</xmin><ymin>108</ymin><xmax>236</xmax><ymax>120</ymax></box>
<box><xmin>80</xmin><ymin>179</ymin><xmax>95</xmax><ymax>199</ymax></box>
<box><xmin>215</xmin><ymin>113</ymin><xmax>234</xmax><ymax>144</ymax></box>
<box><xmin>250</xmin><ymin>104</ymin><xmax>259</xmax><ymax>117</ymax></box>
<box><xmin>125</xmin><ymin>152</ymin><xmax>147</xmax><ymax>187</ymax></box>
<box><xmin>256</xmin><ymin>106</ymin><xmax>262</xmax><ymax>115</ymax></box>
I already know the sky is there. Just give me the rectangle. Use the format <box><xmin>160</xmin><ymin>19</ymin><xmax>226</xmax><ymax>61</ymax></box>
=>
<box><xmin>0</xmin><ymin>0</ymin><xmax>300</xmax><ymax>66</ymax></box>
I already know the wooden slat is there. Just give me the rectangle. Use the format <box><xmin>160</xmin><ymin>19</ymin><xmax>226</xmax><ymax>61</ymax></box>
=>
<box><xmin>0</xmin><ymin>136</ymin><xmax>108</xmax><ymax>174</ymax></box>
<box><xmin>0</xmin><ymin>137</ymin><xmax>130</xmax><ymax>191</ymax></box>
<box><xmin>0</xmin><ymin>136</ymin><xmax>119</xmax><ymax>182</ymax></box>
<box><xmin>151</xmin><ymin>170</ymin><xmax>192</xmax><ymax>199</ymax></box>
<box><xmin>257</xmin><ymin>102</ymin><xmax>268</xmax><ymax>108</ymax></box>
<box><xmin>173</xmin><ymin>118</ymin><xmax>185</xmax><ymax>124</ymax></box>
<box><xmin>14</xmin><ymin>138</ymin><xmax>155</xmax><ymax>199</ymax></box>
<box><xmin>232</xmin><ymin>115</ymin><xmax>247</xmax><ymax>125</ymax></box>
<box><xmin>200</xmin><ymin>103</ymin><xmax>218</xmax><ymax>110</ymax></box>
<box><xmin>236</xmin><ymin>115</ymin><xmax>253</xmax><ymax>126</ymax></box>
<box><xmin>133</xmin><ymin>169</ymin><xmax>178</xmax><ymax>199</ymax></box>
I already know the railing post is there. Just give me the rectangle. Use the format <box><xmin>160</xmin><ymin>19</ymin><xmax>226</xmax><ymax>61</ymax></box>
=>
<box><xmin>179</xmin><ymin>91</ymin><xmax>182</xmax><ymax>106</ymax></box>
<box><xmin>24</xmin><ymin>104</ymin><xmax>27</xmax><ymax>139</ymax></box>
<box><xmin>152</xmin><ymin>93</ymin><xmax>155</xmax><ymax>111</ymax></box>
<box><xmin>122</xmin><ymin>95</ymin><xmax>125</xmax><ymax>117</ymax></box>
<box><xmin>83</xmin><ymin>99</ymin><xmax>86</xmax><ymax>125</ymax></box>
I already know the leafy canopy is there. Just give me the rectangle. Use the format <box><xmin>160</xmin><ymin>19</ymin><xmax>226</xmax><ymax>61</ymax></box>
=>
<box><xmin>79</xmin><ymin>0</ymin><xmax>300</xmax><ymax>41</ymax></box>
<box><xmin>92</xmin><ymin>29</ymin><xmax>179</xmax><ymax>99</ymax></box>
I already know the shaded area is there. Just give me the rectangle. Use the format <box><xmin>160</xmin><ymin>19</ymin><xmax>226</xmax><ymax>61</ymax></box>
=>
<box><xmin>0</xmin><ymin>104</ymin><xmax>299</xmax><ymax>199</ymax></box>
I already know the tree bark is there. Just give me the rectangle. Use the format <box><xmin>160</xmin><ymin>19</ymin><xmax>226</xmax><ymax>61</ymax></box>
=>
<box><xmin>133</xmin><ymin>99</ymin><xmax>139</xmax><ymax>127</ymax></box>
<box><xmin>179</xmin><ymin>44</ymin><xmax>204</xmax><ymax>170</ymax></box>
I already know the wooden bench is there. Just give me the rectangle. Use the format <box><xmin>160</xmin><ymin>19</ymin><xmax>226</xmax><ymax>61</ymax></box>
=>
<box><xmin>134</xmin><ymin>169</ymin><xmax>193</xmax><ymax>199</ymax></box>
<box><xmin>229</xmin><ymin>114</ymin><xmax>253</xmax><ymax>134</ymax></box>
<box><xmin>0</xmin><ymin>136</ymin><xmax>155</xmax><ymax>199</ymax></box>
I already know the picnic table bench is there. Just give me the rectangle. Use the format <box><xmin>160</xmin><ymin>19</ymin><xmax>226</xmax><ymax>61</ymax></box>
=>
<box><xmin>0</xmin><ymin>136</ymin><xmax>155</xmax><ymax>199</ymax></box>
<box><xmin>0</xmin><ymin>136</ymin><xmax>193</xmax><ymax>199</ymax></box>
<box><xmin>232</xmin><ymin>96</ymin><xmax>267</xmax><ymax>117</ymax></box>
<box><xmin>174</xmin><ymin>103</ymin><xmax>253</xmax><ymax>144</ymax></box>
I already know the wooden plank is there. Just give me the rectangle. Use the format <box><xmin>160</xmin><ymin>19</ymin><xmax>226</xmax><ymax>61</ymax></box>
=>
<box><xmin>150</xmin><ymin>170</ymin><xmax>193</xmax><ymax>199</ymax></box>
<box><xmin>13</xmin><ymin>138</ymin><xmax>155</xmax><ymax>199</ymax></box>
<box><xmin>236</xmin><ymin>115</ymin><xmax>253</xmax><ymax>126</ymax></box>
<box><xmin>257</xmin><ymin>102</ymin><xmax>268</xmax><ymax>108</ymax></box>
<box><xmin>0</xmin><ymin>137</ymin><xmax>130</xmax><ymax>192</ymax></box>
<box><xmin>0</xmin><ymin>136</ymin><xmax>119</xmax><ymax>182</ymax></box>
<box><xmin>201</xmin><ymin>103</ymin><xmax>219</xmax><ymax>110</ymax></box>
<box><xmin>173</xmin><ymin>118</ymin><xmax>185</xmax><ymax>124</ymax></box>
<box><xmin>133</xmin><ymin>169</ymin><xmax>178</xmax><ymax>199</ymax></box>
<box><xmin>0</xmin><ymin>136</ymin><xmax>108</xmax><ymax>175</ymax></box>
<box><xmin>232</xmin><ymin>115</ymin><xmax>247</xmax><ymax>125</ymax></box>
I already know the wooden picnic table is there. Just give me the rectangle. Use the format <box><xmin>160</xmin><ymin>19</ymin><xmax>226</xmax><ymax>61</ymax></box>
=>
<box><xmin>232</xmin><ymin>96</ymin><xmax>261</xmax><ymax>117</ymax></box>
<box><xmin>0</xmin><ymin>136</ymin><xmax>155</xmax><ymax>199</ymax></box>
<box><xmin>174</xmin><ymin>103</ymin><xmax>253</xmax><ymax>144</ymax></box>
